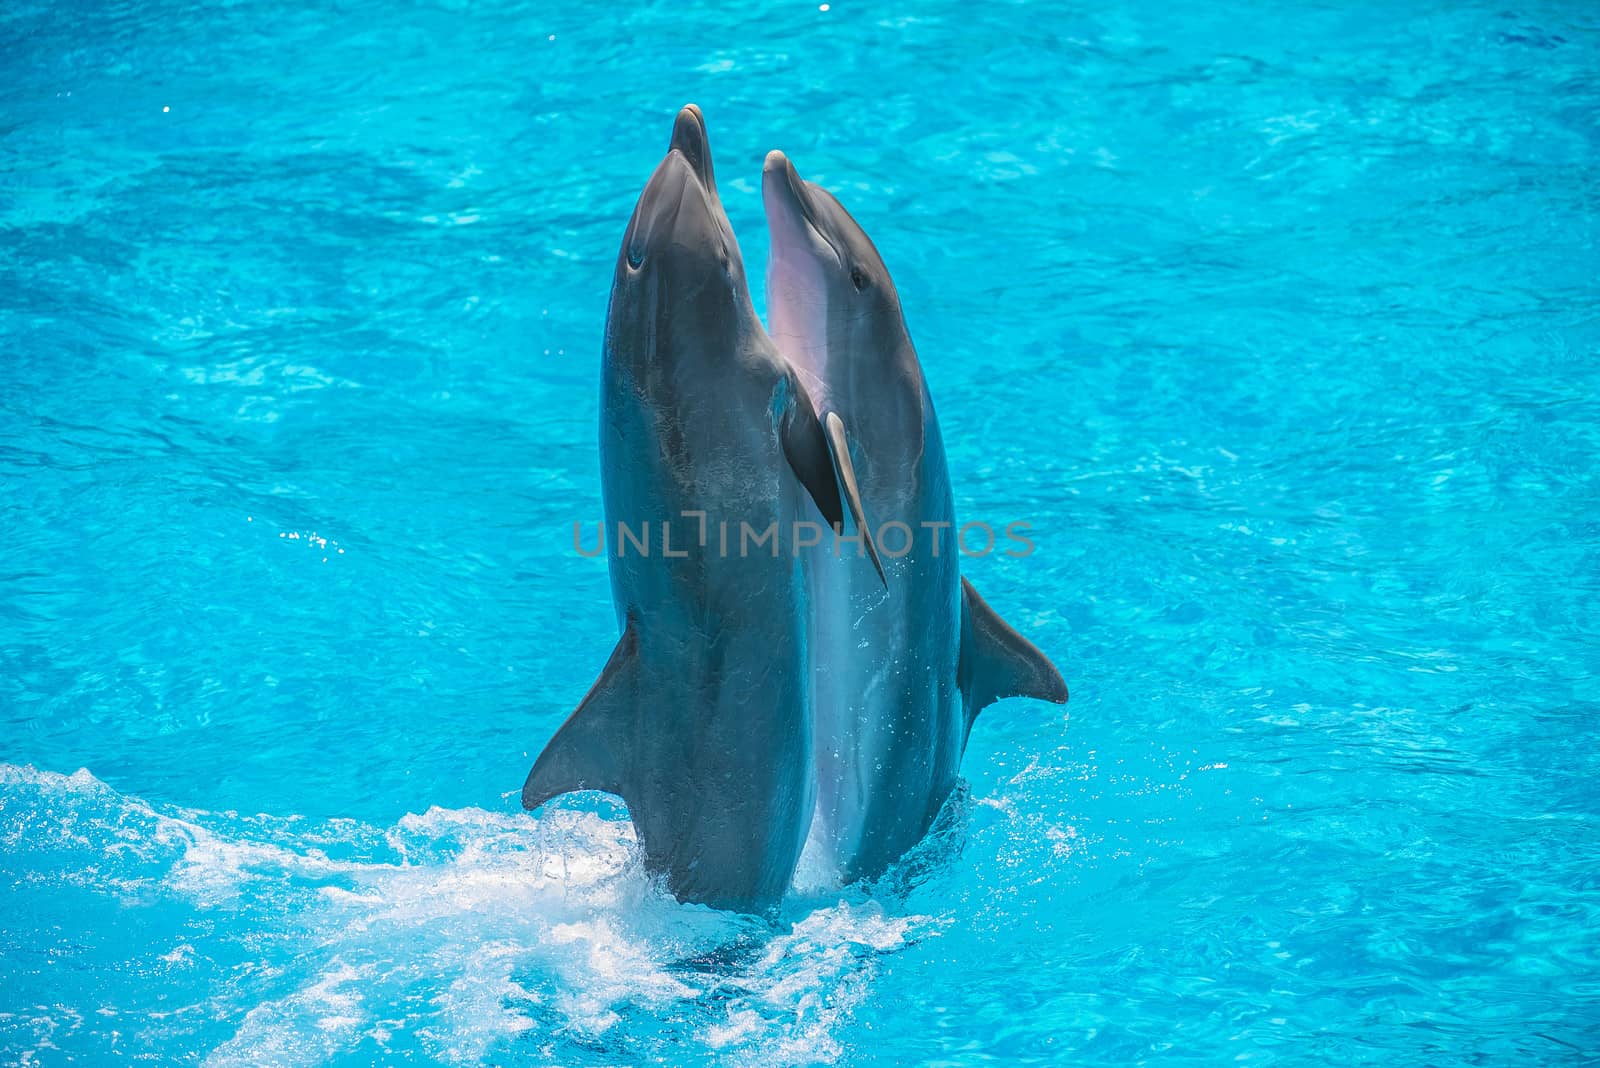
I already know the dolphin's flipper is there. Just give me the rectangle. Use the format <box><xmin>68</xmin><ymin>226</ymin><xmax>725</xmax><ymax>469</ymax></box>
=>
<box><xmin>779</xmin><ymin>394</ymin><xmax>886</xmax><ymax>586</ymax></box>
<box><xmin>522</xmin><ymin>616</ymin><xmax>640</xmax><ymax>810</ymax></box>
<box><xmin>821</xmin><ymin>412</ymin><xmax>886</xmax><ymax>586</ymax></box>
<box><xmin>958</xmin><ymin>577</ymin><xmax>1068</xmax><ymax>736</ymax></box>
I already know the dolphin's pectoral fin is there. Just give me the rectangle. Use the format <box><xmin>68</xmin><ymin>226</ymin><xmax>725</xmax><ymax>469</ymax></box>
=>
<box><xmin>958</xmin><ymin>577</ymin><xmax>1068</xmax><ymax>738</ymax></box>
<box><xmin>820</xmin><ymin>412</ymin><xmax>886</xmax><ymax>587</ymax></box>
<box><xmin>779</xmin><ymin>391</ymin><xmax>844</xmax><ymax>525</ymax></box>
<box><xmin>522</xmin><ymin>615</ymin><xmax>641</xmax><ymax>811</ymax></box>
<box><xmin>779</xmin><ymin>394</ymin><xmax>886</xmax><ymax>587</ymax></box>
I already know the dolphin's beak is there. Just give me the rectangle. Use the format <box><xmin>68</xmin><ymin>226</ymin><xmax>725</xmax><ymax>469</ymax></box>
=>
<box><xmin>762</xmin><ymin>150</ymin><xmax>840</xmax><ymax>268</ymax></box>
<box><xmin>762</xmin><ymin>150</ymin><xmax>805</xmax><ymax>237</ymax></box>
<box><xmin>622</xmin><ymin>106</ymin><xmax>716</xmax><ymax>273</ymax></box>
<box><xmin>670</xmin><ymin>104</ymin><xmax>714</xmax><ymax>190</ymax></box>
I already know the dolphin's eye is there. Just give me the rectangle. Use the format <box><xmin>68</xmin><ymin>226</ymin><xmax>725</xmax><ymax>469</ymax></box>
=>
<box><xmin>850</xmin><ymin>267</ymin><xmax>867</xmax><ymax>291</ymax></box>
<box><xmin>627</xmin><ymin>241</ymin><xmax>645</xmax><ymax>269</ymax></box>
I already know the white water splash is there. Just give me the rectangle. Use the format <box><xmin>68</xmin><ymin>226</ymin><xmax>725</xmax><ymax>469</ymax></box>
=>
<box><xmin>0</xmin><ymin>765</ymin><xmax>939</xmax><ymax>1066</ymax></box>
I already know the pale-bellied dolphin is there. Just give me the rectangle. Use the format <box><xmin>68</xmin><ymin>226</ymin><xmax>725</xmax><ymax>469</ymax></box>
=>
<box><xmin>762</xmin><ymin>150</ymin><xmax>1069</xmax><ymax>884</ymax></box>
<box><xmin>521</xmin><ymin>108</ymin><xmax>879</xmax><ymax>912</ymax></box>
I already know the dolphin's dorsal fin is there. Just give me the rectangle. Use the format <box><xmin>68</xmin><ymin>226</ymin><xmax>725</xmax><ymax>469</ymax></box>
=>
<box><xmin>522</xmin><ymin>615</ymin><xmax>640</xmax><ymax>810</ymax></box>
<box><xmin>958</xmin><ymin>577</ymin><xmax>1068</xmax><ymax>737</ymax></box>
<box><xmin>778</xmin><ymin>387</ymin><xmax>886</xmax><ymax>586</ymax></box>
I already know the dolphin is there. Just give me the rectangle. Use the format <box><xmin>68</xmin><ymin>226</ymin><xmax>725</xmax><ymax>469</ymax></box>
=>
<box><xmin>762</xmin><ymin>149</ymin><xmax>1069</xmax><ymax>884</ymax></box>
<box><xmin>521</xmin><ymin>108</ymin><xmax>879</xmax><ymax>912</ymax></box>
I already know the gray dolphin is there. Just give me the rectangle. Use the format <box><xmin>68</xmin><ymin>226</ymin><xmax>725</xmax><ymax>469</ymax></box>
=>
<box><xmin>521</xmin><ymin>109</ymin><xmax>879</xmax><ymax>912</ymax></box>
<box><xmin>762</xmin><ymin>150</ymin><xmax>1069</xmax><ymax>884</ymax></box>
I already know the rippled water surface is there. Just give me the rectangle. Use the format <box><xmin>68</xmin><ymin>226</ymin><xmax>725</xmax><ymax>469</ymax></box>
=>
<box><xmin>3</xmin><ymin>1</ymin><xmax>1598</xmax><ymax>1064</ymax></box>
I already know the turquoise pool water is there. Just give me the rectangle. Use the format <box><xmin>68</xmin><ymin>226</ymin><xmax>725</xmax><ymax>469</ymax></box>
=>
<box><xmin>3</xmin><ymin>1</ymin><xmax>1597</xmax><ymax>1063</ymax></box>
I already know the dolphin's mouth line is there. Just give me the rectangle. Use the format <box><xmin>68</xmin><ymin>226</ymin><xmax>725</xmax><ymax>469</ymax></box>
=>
<box><xmin>793</xmin><ymin>185</ymin><xmax>844</xmax><ymax>270</ymax></box>
<box><xmin>667</xmin><ymin>146</ymin><xmax>700</xmax><ymax>175</ymax></box>
<box><xmin>774</xmin><ymin>159</ymin><xmax>843</xmax><ymax>271</ymax></box>
<box><xmin>802</xmin><ymin>208</ymin><xmax>844</xmax><ymax>271</ymax></box>
<box><xmin>624</xmin><ymin>152</ymin><xmax>714</xmax><ymax>274</ymax></box>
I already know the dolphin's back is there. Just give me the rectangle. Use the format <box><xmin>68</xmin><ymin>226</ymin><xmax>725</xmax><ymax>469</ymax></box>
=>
<box><xmin>538</xmin><ymin>334</ymin><xmax>816</xmax><ymax>909</ymax></box>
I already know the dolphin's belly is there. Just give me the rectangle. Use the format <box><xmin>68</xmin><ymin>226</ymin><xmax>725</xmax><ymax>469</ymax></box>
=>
<box><xmin>805</xmin><ymin>489</ymin><xmax>963</xmax><ymax>883</ymax></box>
